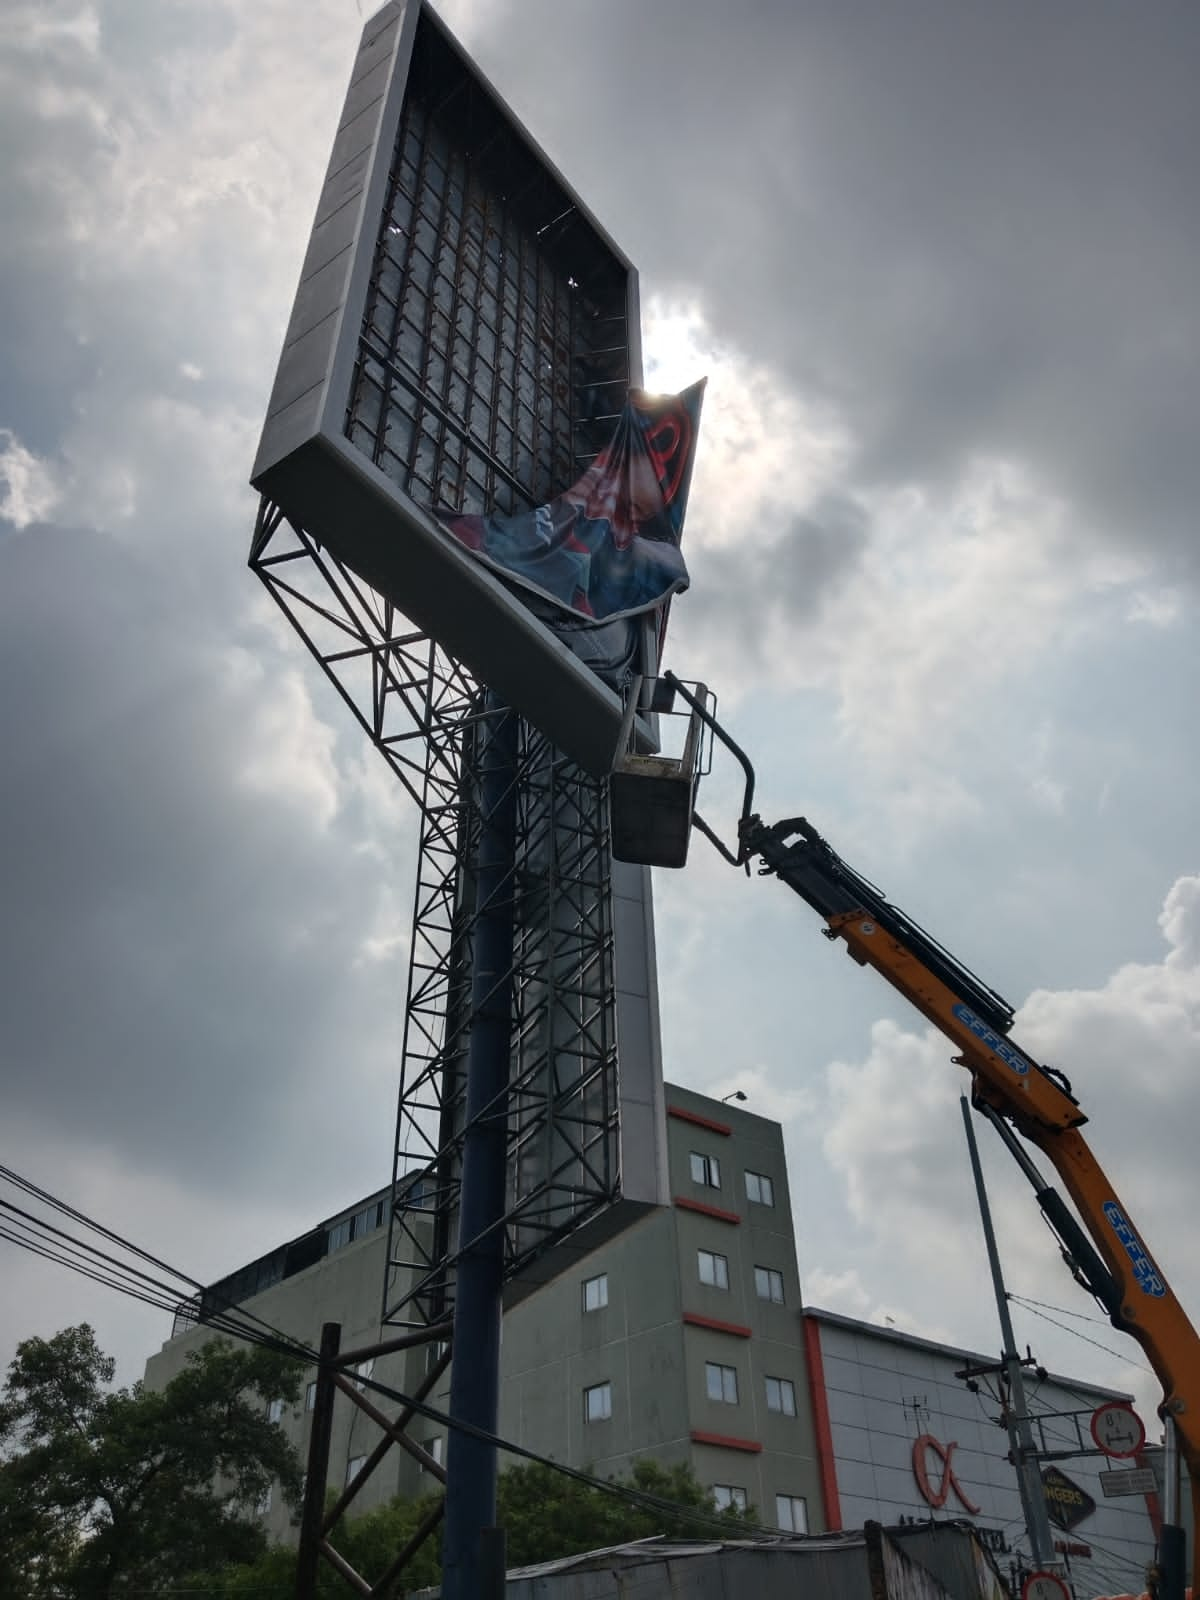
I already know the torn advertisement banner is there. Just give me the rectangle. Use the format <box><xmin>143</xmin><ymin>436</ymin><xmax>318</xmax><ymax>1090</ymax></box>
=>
<box><xmin>437</xmin><ymin>379</ymin><xmax>705</xmax><ymax>626</ymax></box>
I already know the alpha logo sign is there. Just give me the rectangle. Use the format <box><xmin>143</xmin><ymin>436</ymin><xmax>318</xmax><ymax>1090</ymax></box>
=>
<box><xmin>1042</xmin><ymin>1465</ymin><xmax>1096</xmax><ymax>1531</ymax></box>
<box><xmin>912</xmin><ymin>1433</ymin><xmax>982</xmax><ymax>1515</ymax></box>
<box><xmin>1102</xmin><ymin>1202</ymin><xmax>1166</xmax><ymax>1297</ymax></box>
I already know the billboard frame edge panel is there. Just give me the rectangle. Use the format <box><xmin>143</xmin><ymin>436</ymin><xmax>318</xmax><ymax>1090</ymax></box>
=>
<box><xmin>251</xmin><ymin>0</ymin><xmax>420</xmax><ymax>487</ymax></box>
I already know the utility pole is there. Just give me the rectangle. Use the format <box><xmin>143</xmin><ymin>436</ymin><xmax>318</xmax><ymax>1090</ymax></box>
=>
<box><xmin>1159</xmin><ymin>1415</ymin><xmax>1186</xmax><ymax>1600</ymax></box>
<box><xmin>959</xmin><ymin>1096</ymin><xmax>1060</xmax><ymax>1572</ymax></box>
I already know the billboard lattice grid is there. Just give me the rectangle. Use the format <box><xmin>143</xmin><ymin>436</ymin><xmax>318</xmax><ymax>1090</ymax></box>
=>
<box><xmin>346</xmin><ymin>15</ymin><xmax>630</xmax><ymax>524</ymax></box>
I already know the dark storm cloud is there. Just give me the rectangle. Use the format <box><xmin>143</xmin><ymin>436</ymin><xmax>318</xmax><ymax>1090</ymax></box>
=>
<box><xmin>0</xmin><ymin>2</ymin><xmax>411</xmax><ymax>1267</ymax></box>
<box><xmin>0</xmin><ymin>522</ymin><xmax>406</xmax><ymax>1197</ymax></box>
<box><xmin>468</xmin><ymin>0</ymin><xmax>1200</xmax><ymax>572</ymax></box>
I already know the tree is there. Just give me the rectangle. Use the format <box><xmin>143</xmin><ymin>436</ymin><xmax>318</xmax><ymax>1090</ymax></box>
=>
<box><xmin>500</xmin><ymin>1455</ymin><xmax>753</xmax><ymax>1565</ymax></box>
<box><xmin>0</xmin><ymin>1323</ymin><xmax>303</xmax><ymax>1598</ymax></box>
<box><xmin>203</xmin><ymin>1454</ymin><xmax>754</xmax><ymax>1597</ymax></box>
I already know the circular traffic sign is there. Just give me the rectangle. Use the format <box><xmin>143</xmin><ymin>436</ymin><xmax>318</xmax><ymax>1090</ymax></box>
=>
<box><xmin>1022</xmin><ymin>1572</ymin><xmax>1071</xmax><ymax>1600</ymax></box>
<box><xmin>1090</xmin><ymin>1401</ymin><xmax>1147</xmax><ymax>1459</ymax></box>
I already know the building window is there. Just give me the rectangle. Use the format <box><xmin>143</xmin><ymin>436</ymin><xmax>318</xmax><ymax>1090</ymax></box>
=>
<box><xmin>697</xmin><ymin>1249</ymin><xmax>730</xmax><ymax>1290</ymax></box>
<box><xmin>776</xmin><ymin>1493</ymin><xmax>808</xmax><ymax>1534</ymax></box>
<box><xmin>346</xmin><ymin>1455</ymin><xmax>366</xmax><ymax>1486</ymax></box>
<box><xmin>255</xmin><ymin>1483</ymin><xmax>273</xmax><ymax>1516</ymax></box>
<box><xmin>754</xmin><ymin>1266</ymin><xmax>785</xmax><ymax>1304</ymax></box>
<box><xmin>745</xmin><ymin>1170</ymin><xmax>775</xmax><ymax>1207</ymax></box>
<box><xmin>305</xmin><ymin>1380</ymin><xmax>317</xmax><ymax>1412</ymax></box>
<box><xmin>713</xmin><ymin>1484</ymin><xmax>748</xmax><ymax>1512</ymax></box>
<box><xmin>328</xmin><ymin>1201</ymin><xmax>384</xmax><ymax>1253</ymax></box>
<box><xmin>689</xmin><ymin>1151</ymin><xmax>721</xmax><ymax>1189</ymax></box>
<box><xmin>426</xmin><ymin>1338</ymin><xmax>449</xmax><ymax>1375</ymax></box>
<box><xmin>353</xmin><ymin>1358</ymin><xmax>375</xmax><ymax>1392</ymax></box>
<box><xmin>583</xmin><ymin>1272</ymin><xmax>608</xmax><ymax>1312</ymax></box>
<box><xmin>267</xmin><ymin>1396</ymin><xmax>284</xmax><ymax>1424</ymax></box>
<box><xmin>765</xmin><ymin>1375</ymin><xmax>797</xmax><ymax>1417</ymax></box>
<box><xmin>584</xmin><ymin>1381</ymin><xmax>612</xmax><ymax>1423</ymax></box>
<box><xmin>422</xmin><ymin>1436</ymin><xmax>444</xmax><ymax>1471</ymax></box>
<box><xmin>705</xmin><ymin>1361</ymin><xmax>739</xmax><ymax>1404</ymax></box>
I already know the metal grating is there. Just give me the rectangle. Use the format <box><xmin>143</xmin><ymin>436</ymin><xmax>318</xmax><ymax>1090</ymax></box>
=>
<box><xmin>344</xmin><ymin>10</ymin><xmax>630</xmax><ymax>522</ymax></box>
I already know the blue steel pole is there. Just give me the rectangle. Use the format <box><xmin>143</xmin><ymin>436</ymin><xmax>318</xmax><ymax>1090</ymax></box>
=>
<box><xmin>441</xmin><ymin>695</ymin><xmax>518</xmax><ymax>1600</ymax></box>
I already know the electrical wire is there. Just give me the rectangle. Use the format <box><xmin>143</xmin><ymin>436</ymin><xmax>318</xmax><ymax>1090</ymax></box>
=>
<box><xmin>0</xmin><ymin>1165</ymin><xmax>793</xmax><ymax>1543</ymax></box>
<box><xmin>1014</xmin><ymin>1293</ymin><xmax>1127</xmax><ymax>1332</ymax></box>
<box><xmin>1008</xmin><ymin>1294</ymin><xmax>1157</xmax><ymax>1379</ymax></box>
<box><xmin>0</xmin><ymin>1163</ymin><xmax>317</xmax><ymax>1366</ymax></box>
<box><xmin>4</xmin><ymin>1163</ymin><xmax>1153</xmax><ymax>1575</ymax></box>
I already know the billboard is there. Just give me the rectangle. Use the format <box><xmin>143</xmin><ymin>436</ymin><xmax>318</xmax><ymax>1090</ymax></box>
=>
<box><xmin>250</xmin><ymin>0</ymin><xmax>667</xmax><ymax>776</ymax></box>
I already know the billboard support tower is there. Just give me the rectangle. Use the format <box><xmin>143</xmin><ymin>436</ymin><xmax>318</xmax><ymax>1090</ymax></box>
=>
<box><xmin>441</xmin><ymin>694</ymin><xmax>517</xmax><ymax>1600</ymax></box>
<box><xmin>247</xmin><ymin>4</ymin><xmax>671</xmax><ymax>1586</ymax></box>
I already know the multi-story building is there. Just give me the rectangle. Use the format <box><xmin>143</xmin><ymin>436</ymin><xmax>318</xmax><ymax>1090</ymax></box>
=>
<box><xmin>495</xmin><ymin>1081</ymin><xmax>821</xmax><ymax>1529</ymax></box>
<box><xmin>146</xmin><ymin>1082</ymin><xmax>823</xmax><ymax>1538</ymax></box>
<box><xmin>806</xmin><ymin>1308</ymin><xmax>1161</xmax><ymax>1597</ymax></box>
<box><xmin>145</xmin><ymin>1084</ymin><xmax>1162</xmax><ymax>1595</ymax></box>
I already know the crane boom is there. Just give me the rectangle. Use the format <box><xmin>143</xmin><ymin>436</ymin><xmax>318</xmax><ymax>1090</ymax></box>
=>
<box><xmin>642</xmin><ymin>673</ymin><xmax>1200</xmax><ymax>1589</ymax></box>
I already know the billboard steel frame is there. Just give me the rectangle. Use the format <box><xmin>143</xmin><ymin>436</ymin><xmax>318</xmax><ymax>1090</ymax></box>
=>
<box><xmin>247</xmin><ymin>3</ymin><xmax>670</xmax><ymax>1587</ymax></box>
<box><xmin>250</xmin><ymin>503</ymin><xmax>626</xmax><ymax>1331</ymax></box>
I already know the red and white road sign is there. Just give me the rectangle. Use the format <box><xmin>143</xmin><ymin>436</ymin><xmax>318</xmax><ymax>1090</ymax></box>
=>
<box><xmin>1022</xmin><ymin>1572</ymin><xmax>1071</xmax><ymax>1600</ymax></box>
<box><xmin>1090</xmin><ymin>1401</ymin><xmax>1147</xmax><ymax>1459</ymax></box>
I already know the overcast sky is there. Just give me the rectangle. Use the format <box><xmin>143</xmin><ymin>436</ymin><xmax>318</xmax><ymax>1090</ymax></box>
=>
<box><xmin>3</xmin><ymin>0</ymin><xmax>1199</xmax><ymax>1467</ymax></box>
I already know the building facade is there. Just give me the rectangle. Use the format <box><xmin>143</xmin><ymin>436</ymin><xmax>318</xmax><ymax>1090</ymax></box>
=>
<box><xmin>145</xmin><ymin>1086</ymin><xmax>1162</xmax><ymax>1598</ymax></box>
<box><xmin>806</xmin><ymin>1308</ymin><xmax>1161</xmax><ymax>1598</ymax></box>
<box><xmin>146</xmin><ymin>1082</ymin><xmax>823</xmax><ymax>1540</ymax></box>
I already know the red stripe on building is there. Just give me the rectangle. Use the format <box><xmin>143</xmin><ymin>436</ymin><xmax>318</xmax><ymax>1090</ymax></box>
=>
<box><xmin>802</xmin><ymin>1314</ymin><xmax>843</xmax><ymax>1532</ymax></box>
<box><xmin>673</xmin><ymin>1197</ymin><xmax>741</xmax><ymax>1225</ymax></box>
<box><xmin>690</xmin><ymin>1429</ymin><xmax>762</xmax><ymax>1454</ymax></box>
<box><xmin>667</xmin><ymin>1105</ymin><xmax>733</xmax><ymax>1136</ymax></box>
<box><xmin>682</xmin><ymin>1311</ymin><xmax>752</xmax><ymax>1339</ymax></box>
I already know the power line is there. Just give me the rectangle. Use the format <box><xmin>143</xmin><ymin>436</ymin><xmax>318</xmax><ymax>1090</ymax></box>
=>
<box><xmin>0</xmin><ymin>1163</ymin><xmax>317</xmax><ymax>1365</ymax></box>
<box><xmin>1008</xmin><ymin>1294</ymin><xmax>1157</xmax><ymax>1378</ymax></box>
<box><xmin>8</xmin><ymin>1164</ymin><xmax>1146</xmax><ymax>1569</ymax></box>
<box><xmin>1013</xmin><ymin>1292</ymin><xmax>1126</xmax><ymax>1331</ymax></box>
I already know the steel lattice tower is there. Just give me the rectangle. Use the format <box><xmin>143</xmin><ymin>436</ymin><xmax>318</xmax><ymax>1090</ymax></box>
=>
<box><xmin>250</xmin><ymin>500</ymin><xmax>623</xmax><ymax>1339</ymax></box>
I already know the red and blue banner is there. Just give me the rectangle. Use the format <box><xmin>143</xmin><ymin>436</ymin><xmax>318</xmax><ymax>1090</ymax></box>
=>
<box><xmin>438</xmin><ymin>379</ymin><xmax>705</xmax><ymax>625</ymax></box>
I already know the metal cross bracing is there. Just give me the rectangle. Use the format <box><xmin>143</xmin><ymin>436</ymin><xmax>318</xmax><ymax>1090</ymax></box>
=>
<box><xmin>383</xmin><ymin>707</ymin><xmax>621</xmax><ymax>1331</ymax></box>
<box><xmin>248</xmin><ymin>499</ymin><xmax>623</xmax><ymax>1340</ymax></box>
<box><xmin>249</xmin><ymin>498</ymin><xmax>478</xmax><ymax>820</ymax></box>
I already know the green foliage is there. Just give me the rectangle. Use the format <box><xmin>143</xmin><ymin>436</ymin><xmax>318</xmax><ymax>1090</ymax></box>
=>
<box><xmin>204</xmin><ymin>1454</ymin><xmax>753</xmax><ymax>1598</ymax></box>
<box><xmin>179</xmin><ymin>1492</ymin><xmax>444</xmax><ymax>1599</ymax></box>
<box><xmin>0</xmin><ymin>1323</ymin><xmax>303</xmax><ymax>1599</ymax></box>
<box><xmin>501</xmin><ymin>1455</ymin><xmax>754</xmax><ymax>1567</ymax></box>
